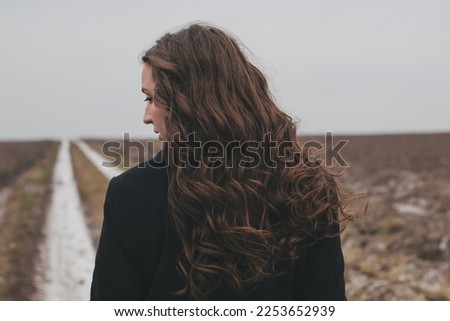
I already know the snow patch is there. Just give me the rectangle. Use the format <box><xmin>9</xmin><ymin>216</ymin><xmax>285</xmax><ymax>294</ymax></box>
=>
<box><xmin>74</xmin><ymin>140</ymin><xmax>122</xmax><ymax>180</ymax></box>
<box><xmin>392</xmin><ymin>202</ymin><xmax>426</xmax><ymax>216</ymax></box>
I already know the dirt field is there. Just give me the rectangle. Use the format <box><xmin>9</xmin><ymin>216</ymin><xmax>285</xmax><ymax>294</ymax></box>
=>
<box><xmin>0</xmin><ymin>141</ymin><xmax>59</xmax><ymax>300</ymax></box>
<box><xmin>0</xmin><ymin>141</ymin><xmax>58</xmax><ymax>189</ymax></box>
<box><xmin>330</xmin><ymin>133</ymin><xmax>450</xmax><ymax>300</ymax></box>
<box><xmin>0</xmin><ymin>133</ymin><xmax>448</xmax><ymax>300</ymax></box>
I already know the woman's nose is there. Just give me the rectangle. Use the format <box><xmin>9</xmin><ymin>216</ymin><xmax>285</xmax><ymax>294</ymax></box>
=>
<box><xmin>143</xmin><ymin>106</ymin><xmax>153</xmax><ymax>124</ymax></box>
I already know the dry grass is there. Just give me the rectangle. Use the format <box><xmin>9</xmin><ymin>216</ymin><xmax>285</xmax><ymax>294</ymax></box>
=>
<box><xmin>324</xmin><ymin>133</ymin><xmax>450</xmax><ymax>300</ymax></box>
<box><xmin>70</xmin><ymin>143</ymin><xmax>109</xmax><ymax>247</ymax></box>
<box><xmin>0</xmin><ymin>141</ymin><xmax>57</xmax><ymax>189</ymax></box>
<box><xmin>0</xmin><ymin>142</ymin><xmax>59</xmax><ymax>300</ymax></box>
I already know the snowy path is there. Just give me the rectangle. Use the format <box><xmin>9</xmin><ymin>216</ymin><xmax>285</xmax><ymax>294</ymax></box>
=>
<box><xmin>36</xmin><ymin>140</ymin><xmax>95</xmax><ymax>300</ymax></box>
<box><xmin>74</xmin><ymin>139</ymin><xmax>123</xmax><ymax>180</ymax></box>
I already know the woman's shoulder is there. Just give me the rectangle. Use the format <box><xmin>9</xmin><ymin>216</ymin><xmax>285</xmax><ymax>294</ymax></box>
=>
<box><xmin>111</xmin><ymin>152</ymin><xmax>167</xmax><ymax>189</ymax></box>
<box><xmin>102</xmin><ymin>152</ymin><xmax>168</xmax><ymax>244</ymax></box>
<box><xmin>106</xmin><ymin>152</ymin><xmax>168</xmax><ymax>211</ymax></box>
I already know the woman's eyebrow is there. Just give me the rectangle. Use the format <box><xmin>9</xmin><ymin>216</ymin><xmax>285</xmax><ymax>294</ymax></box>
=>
<box><xmin>142</xmin><ymin>87</ymin><xmax>156</xmax><ymax>94</ymax></box>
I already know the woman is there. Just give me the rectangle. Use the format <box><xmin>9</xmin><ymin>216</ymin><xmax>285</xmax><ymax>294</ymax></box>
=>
<box><xmin>91</xmin><ymin>23</ymin><xmax>355</xmax><ymax>300</ymax></box>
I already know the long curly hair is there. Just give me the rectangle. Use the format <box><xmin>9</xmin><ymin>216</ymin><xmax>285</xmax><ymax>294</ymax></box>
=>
<box><xmin>142</xmin><ymin>23</ymin><xmax>359</xmax><ymax>299</ymax></box>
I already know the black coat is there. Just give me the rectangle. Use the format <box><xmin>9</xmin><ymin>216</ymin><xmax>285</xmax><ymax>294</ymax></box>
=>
<box><xmin>90</xmin><ymin>154</ymin><xmax>347</xmax><ymax>300</ymax></box>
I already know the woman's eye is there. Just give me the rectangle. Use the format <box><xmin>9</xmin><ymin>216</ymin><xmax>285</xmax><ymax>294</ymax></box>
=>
<box><xmin>144</xmin><ymin>96</ymin><xmax>154</xmax><ymax>104</ymax></box>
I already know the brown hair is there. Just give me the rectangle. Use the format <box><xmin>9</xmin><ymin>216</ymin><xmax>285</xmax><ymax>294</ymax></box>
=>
<box><xmin>142</xmin><ymin>23</ymin><xmax>359</xmax><ymax>299</ymax></box>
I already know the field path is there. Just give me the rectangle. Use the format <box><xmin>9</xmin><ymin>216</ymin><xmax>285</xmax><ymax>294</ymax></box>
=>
<box><xmin>36</xmin><ymin>140</ymin><xmax>95</xmax><ymax>300</ymax></box>
<box><xmin>74</xmin><ymin>139</ymin><xmax>123</xmax><ymax>180</ymax></box>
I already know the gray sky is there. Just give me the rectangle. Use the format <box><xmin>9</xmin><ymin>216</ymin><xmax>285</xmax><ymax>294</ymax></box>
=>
<box><xmin>1</xmin><ymin>0</ymin><xmax>449</xmax><ymax>140</ymax></box>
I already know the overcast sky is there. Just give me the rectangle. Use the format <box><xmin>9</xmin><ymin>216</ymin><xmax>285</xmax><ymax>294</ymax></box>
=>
<box><xmin>1</xmin><ymin>0</ymin><xmax>449</xmax><ymax>140</ymax></box>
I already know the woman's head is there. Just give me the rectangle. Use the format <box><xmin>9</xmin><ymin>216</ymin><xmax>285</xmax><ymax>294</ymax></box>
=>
<box><xmin>141</xmin><ymin>23</ymin><xmax>294</xmax><ymax>144</ymax></box>
<box><xmin>141</xmin><ymin>64</ymin><xmax>169</xmax><ymax>140</ymax></box>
